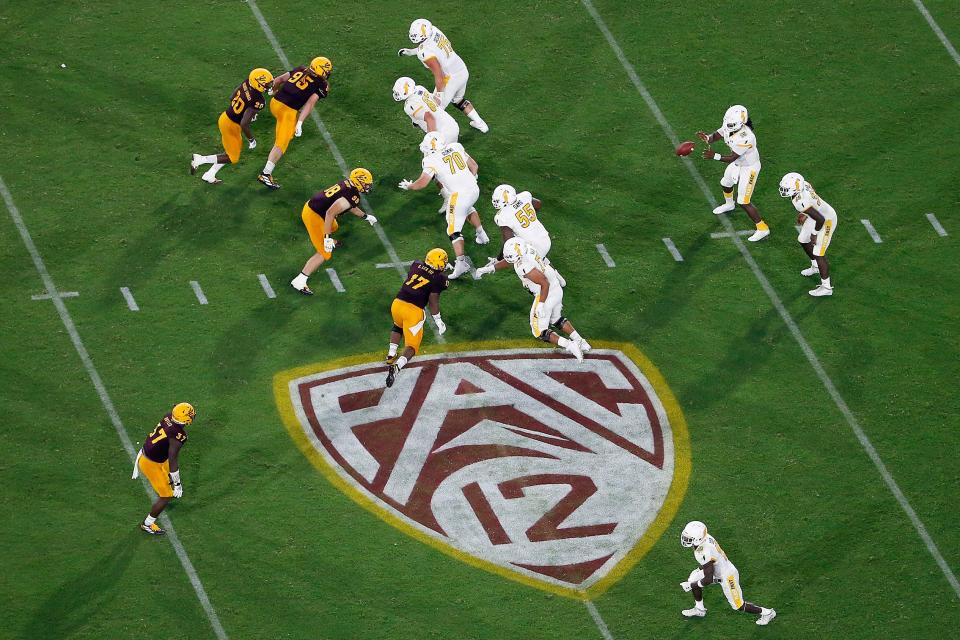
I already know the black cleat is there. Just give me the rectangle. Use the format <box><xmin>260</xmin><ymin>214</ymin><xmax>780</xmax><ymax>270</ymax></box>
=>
<box><xmin>385</xmin><ymin>364</ymin><xmax>399</xmax><ymax>388</ymax></box>
<box><xmin>258</xmin><ymin>172</ymin><xmax>281</xmax><ymax>190</ymax></box>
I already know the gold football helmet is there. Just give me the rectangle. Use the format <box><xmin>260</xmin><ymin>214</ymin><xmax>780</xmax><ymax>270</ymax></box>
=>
<box><xmin>248</xmin><ymin>68</ymin><xmax>274</xmax><ymax>92</ymax></box>
<box><xmin>349</xmin><ymin>167</ymin><xmax>373</xmax><ymax>193</ymax></box>
<box><xmin>310</xmin><ymin>56</ymin><xmax>333</xmax><ymax>78</ymax></box>
<box><xmin>425</xmin><ymin>248</ymin><xmax>448</xmax><ymax>271</ymax></box>
<box><xmin>171</xmin><ymin>402</ymin><xmax>196</xmax><ymax>425</ymax></box>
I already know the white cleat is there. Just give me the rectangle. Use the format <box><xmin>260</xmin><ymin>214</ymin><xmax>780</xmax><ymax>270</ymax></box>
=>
<box><xmin>578</xmin><ymin>338</ymin><xmax>593</xmax><ymax>353</ymax></box>
<box><xmin>712</xmin><ymin>201</ymin><xmax>736</xmax><ymax>215</ymax></box>
<box><xmin>202</xmin><ymin>176</ymin><xmax>222</xmax><ymax>185</ymax></box>
<box><xmin>800</xmin><ymin>266</ymin><xmax>819</xmax><ymax>276</ymax></box>
<box><xmin>449</xmin><ymin>256</ymin><xmax>474</xmax><ymax>280</ymax></box>
<box><xmin>756</xmin><ymin>609</ymin><xmax>777</xmax><ymax>626</ymax></box>
<box><xmin>748</xmin><ymin>228</ymin><xmax>770</xmax><ymax>242</ymax></box>
<box><xmin>190</xmin><ymin>154</ymin><xmax>202</xmax><ymax>175</ymax></box>
<box><xmin>475</xmin><ymin>228</ymin><xmax>490</xmax><ymax>245</ymax></box>
<box><xmin>469</xmin><ymin>121</ymin><xmax>489</xmax><ymax>133</ymax></box>
<box><xmin>809</xmin><ymin>284</ymin><xmax>833</xmax><ymax>297</ymax></box>
<box><xmin>682</xmin><ymin>607</ymin><xmax>707</xmax><ymax>618</ymax></box>
<box><xmin>565</xmin><ymin>339</ymin><xmax>584</xmax><ymax>362</ymax></box>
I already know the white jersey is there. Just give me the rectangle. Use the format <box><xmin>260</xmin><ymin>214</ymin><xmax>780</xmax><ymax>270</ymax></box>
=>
<box><xmin>791</xmin><ymin>182</ymin><xmax>837</xmax><ymax>220</ymax></box>
<box><xmin>421</xmin><ymin>143</ymin><xmax>477</xmax><ymax>192</ymax></box>
<box><xmin>494</xmin><ymin>192</ymin><xmax>551</xmax><ymax>257</ymax></box>
<box><xmin>512</xmin><ymin>243</ymin><xmax>562</xmax><ymax>296</ymax></box>
<box><xmin>717</xmin><ymin>125</ymin><xmax>760</xmax><ymax>166</ymax></box>
<box><xmin>403</xmin><ymin>86</ymin><xmax>459</xmax><ymax>141</ymax></box>
<box><xmin>694</xmin><ymin>535</ymin><xmax>737</xmax><ymax>579</ymax></box>
<box><xmin>417</xmin><ymin>28</ymin><xmax>467</xmax><ymax>77</ymax></box>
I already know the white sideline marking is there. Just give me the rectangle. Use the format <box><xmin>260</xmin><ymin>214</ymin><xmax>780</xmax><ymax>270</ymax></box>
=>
<box><xmin>326</xmin><ymin>268</ymin><xmax>346</xmax><ymax>293</ymax></box>
<box><xmin>913</xmin><ymin>0</ymin><xmax>960</xmax><ymax>67</ymax></box>
<box><xmin>190</xmin><ymin>280</ymin><xmax>209</xmax><ymax>304</ymax></box>
<box><xmin>860</xmin><ymin>219</ymin><xmax>883</xmax><ymax>243</ymax></box>
<box><xmin>926</xmin><ymin>213</ymin><xmax>948</xmax><ymax>237</ymax></box>
<box><xmin>662</xmin><ymin>237</ymin><xmax>683</xmax><ymax>262</ymax></box>
<box><xmin>376</xmin><ymin>261</ymin><xmax>415</xmax><ymax>270</ymax></box>
<box><xmin>246</xmin><ymin>0</ymin><xmax>444</xmax><ymax>342</ymax></box>
<box><xmin>257</xmin><ymin>273</ymin><xmax>276</xmax><ymax>299</ymax></box>
<box><xmin>585</xmin><ymin>601</ymin><xmax>615</xmax><ymax>640</ymax></box>
<box><xmin>595</xmin><ymin>243</ymin><xmax>616</xmax><ymax>267</ymax></box>
<box><xmin>120</xmin><ymin>287</ymin><xmax>140</xmax><ymax>311</ymax></box>
<box><xmin>710</xmin><ymin>230</ymin><xmax>753</xmax><ymax>239</ymax></box>
<box><xmin>0</xmin><ymin>176</ymin><xmax>229</xmax><ymax>639</ymax></box>
<box><xmin>582</xmin><ymin>0</ymin><xmax>960</xmax><ymax>600</ymax></box>
<box><xmin>31</xmin><ymin>290</ymin><xmax>78</xmax><ymax>300</ymax></box>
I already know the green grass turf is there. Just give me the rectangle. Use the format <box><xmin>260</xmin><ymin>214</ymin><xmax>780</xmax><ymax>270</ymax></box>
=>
<box><xmin>1</xmin><ymin>1</ymin><xmax>958</xmax><ymax>638</ymax></box>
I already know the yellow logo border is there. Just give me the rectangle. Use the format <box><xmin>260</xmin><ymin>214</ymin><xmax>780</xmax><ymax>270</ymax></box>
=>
<box><xmin>273</xmin><ymin>340</ymin><xmax>691</xmax><ymax>601</ymax></box>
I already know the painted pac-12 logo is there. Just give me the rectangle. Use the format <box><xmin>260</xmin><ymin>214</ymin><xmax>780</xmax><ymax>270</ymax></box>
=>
<box><xmin>275</xmin><ymin>342</ymin><xmax>690</xmax><ymax>599</ymax></box>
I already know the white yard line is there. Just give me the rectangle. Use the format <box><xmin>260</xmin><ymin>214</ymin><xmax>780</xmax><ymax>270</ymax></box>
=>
<box><xmin>190</xmin><ymin>280</ymin><xmax>209</xmax><ymax>305</ymax></box>
<box><xmin>257</xmin><ymin>273</ymin><xmax>277</xmax><ymax>299</ymax></box>
<box><xmin>326</xmin><ymin>268</ymin><xmax>346</xmax><ymax>293</ymax></box>
<box><xmin>1</xmin><ymin>176</ymin><xmax>229</xmax><ymax>639</ymax></box>
<box><xmin>926</xmin><ymin>213</ymin><xmax>948</xmax><ymax>237</ymax></box>
<box><xmin>913</xmin><ymin>0</ymin><xmax>960</xmax><ymax>67</ymax></box>
<box><xmin>376</xmin><ymin>260</ymin><xmax>415</xmax><ymax>269</ymax></box>
<box><xmin>860</xmin><ymin>219</ymin><xmax>883</xmax><ymax>243</ymax></box>
<box><xmin>31</xmin><ymin>290</ymin><xmax>79</xmax><ymax>300</ymax></box>
<box><xmin>709</xmin><ymin>230</ymin><xmax>753</xmax><ymax>239</ymax></box>
<box><xmin>246</xmin><ymin>0</ymin><xmax>444</xmax><ymax>342</ymax></box>
<box><xmin>595</xmin><ymin>243</ymin><xmax>616</xmax><ymax>267</ymax></box>
<box><xmin>120</xmin><ymin>287</ymin><xmax>140</xmax><ymax>311</ymax></box>
<box><xmin>584</xmin><ymin>601</ymin><xmax>615</xmax><ymax>640</ymax></box>
<box><xmin>582</xmin><ymin>0</ymin><xmax>960</xmax><ymax>600</ymax></box>
<box><xmin>661</xmin><ymin>237</ymin><xmax>683</xmax><ymax>262</ymax></box>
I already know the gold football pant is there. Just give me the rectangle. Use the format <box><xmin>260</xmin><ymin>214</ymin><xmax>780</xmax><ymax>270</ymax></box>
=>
<box><xmin>218</xmin><ymin>112</ymin><xmax>243</xmax><ymax>163</ymax></box>
<box><xmin>137</xmin><ymin>452</ymin><xmax>173</xmax><ymax>498</ymax></box>
<box><xmin>301</xmin><ymin>203</ymin><xmax>339</xmax><ymax>260</ymax></box>
<box><xmin>271</xmin><ymin>99</ymin><xmax>298</xmax><ymax>153</ymax></box>
<box><xmin>391</xmin><ymin>298</ymin><xmax>426</xmax><ymax>354</ymax></box>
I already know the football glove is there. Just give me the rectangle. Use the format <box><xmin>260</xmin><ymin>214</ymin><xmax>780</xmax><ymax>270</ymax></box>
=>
<box><xmin>324</xmin><ymin>236</ymin><xmax>336</xmax><ymax>252</ymax></box>
<box><xmin>251</xmin><ymin>113</ymin><xmax>258</xmax><ymax>122</ymax></box>
<box><xmin>473</xmin><ymin>257</ymin><xmax>497</xmax><ymax>280</ymax></box>
<box><xmin>680</xmin><ymin>581</ymin><xmax>693</xmax><ymax>593</ymax></box>
<box><xmin>433</xmin><ymin>91</ymin><xmax>444</xmax><ymax>105</ymax></box>
<box><xmin>295</xmin><ymin>122</ymin><xmax>303</xmax><ymax>137</ymax></box>
<box><xmin>170</xmin><ymin>470</ymin><xmax>183</xmax><ymax>499</ymax></box>
<box><xmin>433</xmin><ymin>314</ymin><xmax>446</xmax><ymax>335</ymax></box>
<box><xmin>365</xmin><ymin>214</ymin><xmax>378</xmax><ymax>226</ymax></box>
<box><xmin>398</xmin><ymin>48</ymin><xmax>416</xmax><ymax>57</ymax></box>
<box><xmin>248</xmin><ymin>138</ymin><xmax>257</xmax><ymax>149</ymax></box>
<box><xmin>398</xmin><ymin>179</ymin><xmax>414</xmax><ymax>191</ymax></box>
<box><xmin>267</xmin><ymin>87</ymin><xmax>275</xmax><ymax>96</ymax></box>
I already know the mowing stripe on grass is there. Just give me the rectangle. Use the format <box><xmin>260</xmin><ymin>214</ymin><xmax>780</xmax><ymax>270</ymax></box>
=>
<box><xmin>596</xmin><ymin>243</ymin><xmax>616</xmax><ymax>267</ymax></box>
<box><xmin>120</xmin><ymin>287</ymin><xmax>140</xmax><ymax>311</ymax></box>
<box><xmin>913</xmin><ymin>0</ymin><xmax>960</xmax><ymax>67</ymax></box>
<box><xmin>860</xmin><ymin>219</ymin><xmax>883</xmax><ymax>243</ymax></box>
<box><xmin>582</xmin><ymin>0</ymin><xmax>960</xmax><ymax>600</ymax></box>
<box><xmin>662</xmin><ymin>238</ymin><xmax>683</xmax><ymax>262</ymax></box>
<box><xmin>1</xmin><ymin>176</ymin><xmax>230</xmax><ymax>639</ymax></box>
<box><xmin>31</xmin><ymin>290</ymin><xmax>79</xmax><ymax>300</ymax></box>
<box><xmin>326</xmin><ymin>268</ymin><xmax>346</xmax><ymax>293</ymax></box>
<box><xmin>190</xmin><ymin>280</ymin><xmax>209</xmax><ymax>304</ymax></box>
<box><xmin>246</xmin><ymin>0</ymin><xmax>443</xmax><ymax>344</ymax></box>
<box><xmin>926</xmin><ymin>213</ymin><xmax>948</xmax><ymax>236</ymax></box>
<box><xmin>584</xmin><ymin>601</ymin><xmax>615</xmax><ymax>640</ymax></box>
<box><xmin>258</xmin><ymin>273</ymin><xmax>276</xmax><ymax>299</ymax></box>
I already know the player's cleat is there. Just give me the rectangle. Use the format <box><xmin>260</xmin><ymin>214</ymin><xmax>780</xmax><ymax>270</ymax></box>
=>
<box><xmin>469</xmin><ymin>121</ymin><xmax>489</xmax><ymax>133</ymax></box>
<box><xmin>258</xmin><ymin>172</ymin><xmax>281</xmax><ymax>190</ymax></box>
<box><xmin>681</xmin><ymin>606</ymin><xmax>707</xmax><ymax>618</ymax></box>
<box><xmin>385</xmin><ymin>364</ymin><xmax>399</xmax><ymax>388</ymax></box>
<box><xmin>475</xmin><ymin>228</ymin><xmax>490</xmax><ymax>245</ymax></box>
<box><xmin>565</xmin><ymin>339</ymin><xmax>584</xmax><ymax>363</ymax></box>
<box><xmin>140</xmin><ymin>520</ymin><xmax>166</xmax><ymax>536</ymax></box>
<box><xmin>190</xmin><ymin>154</ymin><xmax>202</xmax><ymax>175</ymax></box>
<box><xmin>385</xmin><ymin>353</ymin><xmax>398</xmax><ymax>365</ymax></box>
<box><xmin>809</xmin><ymin>284</ymin><xmax>833</xmax><ymax>297</ymax></box>
<box><xmin>712</xmin><ymin>201</ymin><xmax>736</xmax><ymax>215</ymax></box>
<box><xmin>449</xmin><ymin>256</ymin><xmax>474</xmax><ymax>280</ymax></box>
<box><xmin>801</xmin><ymin>266</ymin><xmax>819</xmax><ymax>276</ymax></box>
<box><xmin>202</xmin><ymin>177</ymin><xmax>223</xmax><ymax>185</ymax></box>
<box><xmin>756</xmin><ymin>609</ymin><xmax>777</xmax><ymax>626</ymax></box>
<box><xmin>748</xmin><ymin>228</ymin><xmax>770</xmax><ymax>242</ymax></box>
<box><xmin>290</xmin><ymin>282</ymin><xmax>314</xmax><ymax>296</ymax></box>
<box><xmin>578</xmin><ymin>338</ymin><xmax>593</xmax><ymax>353</ymax></box>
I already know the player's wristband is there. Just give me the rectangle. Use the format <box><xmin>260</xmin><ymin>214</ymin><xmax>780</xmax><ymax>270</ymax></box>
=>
<box><xmin>713</xmin><ymin>153</ymin><xmax>721</xmax><ymax>161</ymax></box>
<box><xmin>362</xmin><ymin>213</ymin><xmax>369</xmax><ymax>220</ymax></box>
<box><xmin>432</xmin><ymin>313</ymin><xmax>442</xmax><ymax>322</ymax></box>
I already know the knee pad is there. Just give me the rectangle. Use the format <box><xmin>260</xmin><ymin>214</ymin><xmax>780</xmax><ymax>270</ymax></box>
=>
<box><xmin>551</xmin><ymin>316</ymin><xmax>568</xmax><ymax>332</ymax></box>
<box><xmin>448</xmin><ymin>231</ymin><xmax>463</xmax><ymax>242</ymax></box>
<box><xmin>452</xmin><ymin>98</ymin><xmax>471</xmax><ymax>112</ymax></box>
<box><xmin>537</xmin><ymin>329</ymin><xmax>554</xmax><ymax>343</ymax></box>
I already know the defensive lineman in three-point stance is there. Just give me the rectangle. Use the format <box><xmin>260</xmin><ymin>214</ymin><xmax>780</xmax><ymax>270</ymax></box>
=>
<box><xmin>679</xmin><ymin>521</ymin><xmax>776</xmax><ymax>625</ymax></box>
<box><xmin>697</xmin><ymin>105</ymin><xmax>770</xmax><ymax>242</ymax></box>
<box><xmin>780</xmin><ymin>172</ymin><xmax>838</xmax><ymax>297</ymax></box>
<box><xmin>132</xmin><ymin>403</ymin><xmax>196</xmax><ymax>535</ymax></box>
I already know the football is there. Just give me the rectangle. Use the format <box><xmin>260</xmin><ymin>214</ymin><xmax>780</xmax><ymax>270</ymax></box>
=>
<box><xmin>676</xmin><ymin>141</ymin><xmax>696</xmax><ymax>156</ymax></box>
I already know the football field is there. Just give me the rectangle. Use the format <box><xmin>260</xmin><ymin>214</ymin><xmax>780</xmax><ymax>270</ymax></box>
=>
<box><xmin>2</xmin><ymin>1</ymin><xmax>959</xmax><ymax>638</ymax></box>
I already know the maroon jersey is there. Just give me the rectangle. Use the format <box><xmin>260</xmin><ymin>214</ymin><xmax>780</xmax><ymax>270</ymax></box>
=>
<box><xmin>274</xmin><ymin>66</ymin><xmax>329</xmax><ymax>110</ymax></box>
<box><xmin>306</xmin><ymin>180</ymin><xmax>361</xmax><ymax>216</ymax></box>
<box><xmin>224</xmin><ymin>80</ymin><xmax>265</xmax><ymax>125</ymax></box>
<box><xmin>142</xmin><ymin>413</ymin><xmax>188</xmax><ymax>463</ymax></box>
<box><xmin>396</xmin><ymin>261</ymin><xmax>448</xmax><ymax>309</ymax></box>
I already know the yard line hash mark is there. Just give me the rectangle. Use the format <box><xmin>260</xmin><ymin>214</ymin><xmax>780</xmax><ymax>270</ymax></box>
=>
<box><xmin>190</xmin><ymin>280</ymin><xmax>209</xmax><ymax>304</ymax></box>
<box><xmin>595</xmin><ymin>243</ymin><xmax>616</xmax><ymax>267</ymax></box>
<box><xmin>120</xmin><ymin>287</ymin><xmax>140</xmax><ymax>311</ymax></box>
<box><xmin>582</xmin><ymin>0</ymin><xmax>960</xmax><ymax>600</ymax></box>
<box><xmin>860</xmin><ymin>219</ymin><xmax>883</xmax><ymax>243</ymax></box>
<box><xmin>31</xmin><ymin>290</ymin><xmax>79</xmax><ymax>300</ymax></box>
<box><xmin>926</xmin><ymin>213</ymin><xmax>948</xmax><ymax>237</ymax></box>
<box><xmin>913</xmin><ymin>0</ymin><xmax>960</xmax><ymax>68</ymax></box>
<box><xmin>662</xmin><ymin>237</ymin><xmax>683</xmax><ymax>262</ymax></box>
<box><xmin>258</xmin><ymin>273</ymin><xmax>276</xmax><ymax>299</ymax></box>
<box><xmin>1</xmin><ymin>176</ymin><xmax>229</xmax><ymax>639</ymax></box>
<box><xmin>326</xmin><ymin>268</ymin><xmax>346</xmax><ymax>293</ymax></box>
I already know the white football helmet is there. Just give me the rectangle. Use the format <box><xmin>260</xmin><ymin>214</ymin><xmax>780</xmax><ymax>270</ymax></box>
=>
<box><xmin>409</xmin><ymin>19</ymin><xmax>433</xmax><ymax>44</ymax></box>
<box><xmin>502</xmin><ymin>237</ymin><xmax>530</xmax><ymax>264</ymax></box>
<box><xmin>419</xmin><ymin>131</ymin><xmax>444</xmax><ymax>155</ymax></box>
<box><xmin>722</xmin><ymin>105</ymin><xmax>748</xmax><ymax>133</ymax></box>
<box><xmin>779</xmin><ymin>172</ymin><xmax>804</xmax><ymax>198</ymax></box>
<box><xmin>492</xmin><ymin>184</ymin><xmax>517</xmax><ymax>210</ymax></box>
<box><xmin>681</xmin><ymin>521</ymin><xmax>707</xmax><ymax>547</ymax></box>
<box><xmin>392</xmin><ymin>76</ymin><xmax>415</xmax><ymax>102</ymax></box>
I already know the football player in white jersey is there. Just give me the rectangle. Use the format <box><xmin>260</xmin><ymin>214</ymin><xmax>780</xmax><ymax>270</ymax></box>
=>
<box><xmin>679</xmin><ymin>521</ymin><xmax>776</xmax><ymax>626</ymax></box>
<box><xmin>780</xmin><ymin>173</ymin><xmax>838</xmax><ymax>297</ymax></box>
<box><xmin>398</xmin><ymin>19</ymin><xmax>489</xmax><ymax>133</ymax></box>
<box><xmin>697</xmin><ymin>105</ymin><xmax>770</xmax><ymax>242</ymax></box>
<box><xmin>398</xmin><ymin>132</ymin><xmax>490</xmax><ymax>279</ymax></box>
<box><xmin>502</xmin><ymin>238</ymin><xmax>589</xmax><ymax>360</ymax></box>
<box><xmin>474</xmin><ymin>183</ymin><xmax>555</xmax><ymax>280</ymax></box>
<box><xmin>392</xmin><ymin>76</ymin><xmax>460</xmax><ymax>145</ymax></box>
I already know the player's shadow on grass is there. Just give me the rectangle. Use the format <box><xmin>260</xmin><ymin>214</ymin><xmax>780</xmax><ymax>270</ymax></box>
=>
<box><xmin>19</xmin><ymin>537</ymin><xmax>137</xmax><ymax>640</ymax></box>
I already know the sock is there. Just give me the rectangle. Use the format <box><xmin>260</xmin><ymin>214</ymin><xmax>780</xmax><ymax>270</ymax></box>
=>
<box><xmin>196</xmin><ymin>154</ymin><xmax>217</xmax><ymax>165</ymax></box>
<box><xmin>557</xmin><ymin>336</ymin><xmax>570</xmax><ymax>348</ymax></box>
<box><xmin>810</xmin><ymin>259</ymin><xmax>818</xmax><ymax>268</ymax></box>
<box><xmin>467</xmin><ymin>109</ymin><xmax>487</xmax><ymax>127</ymax></box>
<box><xmin>822</xmin><ymin>277</ymin><xmax>831</xmax><ymax>288</ymax></box>
<box><xmin>395</xmin><ymin>355</ymin><xmax>408</xmax><ymax>370</ymax></box>
<box><xmin>570</xmin><ymin>330</ymin><xmax>582</xmax><ymax>342</ymax></box>
<box><xmin>292</xmin><ymin>272</ymin><xmax>308</xmax><ymax>288</ymax></box>
<box><xmin>756</xmin><ymin>220</ymin><xmax>769</xmax><ymax>230</ymax></box>
<box><xmin>476</xmin><ymin>225</ymin><xmax>486</xmax><ymax>235</ymax></box>
<box><xmin>722</xmin><ymin>190</ymin><xmax>733</xmax><ymax>203</ymax></box>
<box><xmin>695</xmin><ymin>599</ymin><xmax>705</xmax><ymax>610</ymax></box>
<box><xmin>263</xmin><ymin>160</ymin><xmax>276</xmax><ymax>174</ymax></box>
<box><xmin>760</xmin><ymin>607</ymin><xmax>771</xmax><ymax>616</ymax></box>
<box><xmin>144</xmin><ymin>515</ymin><xmax>157</xmax><ymax>526</ymax></box>
<box><xmin>388</xmin><ymin>343</ymin><xmax>398</xmax><ymax>357</ymax></box>
<box><xmin>203</xmin><ymin>163</ymin><xmax>224</xmax><ymax>180</ymax></box>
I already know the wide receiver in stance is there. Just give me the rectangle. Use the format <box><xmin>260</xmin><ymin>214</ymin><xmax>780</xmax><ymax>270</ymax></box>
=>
<box><xmin>132</xmin><ymin>403</ymin><xmax>196</xmax><ymax>535</ymax></box>
<box><xmin>697</xmin><ymin>105</ymin><xmax>770</xmax><ymax>242</ymax></box>
<box><xmin>386</xmin><ymin>248</ymin><xmax>450</xmax><ymax>388</ymax></box>
<box><xmin>779</xmin><ymin>172</ymin><xmax>838</xmax><ymax>297</ymax></box>
<box><xmin>679</xmin><ymin>520</ymin><xmax>776</xmax><ymax>625</ymax></box>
